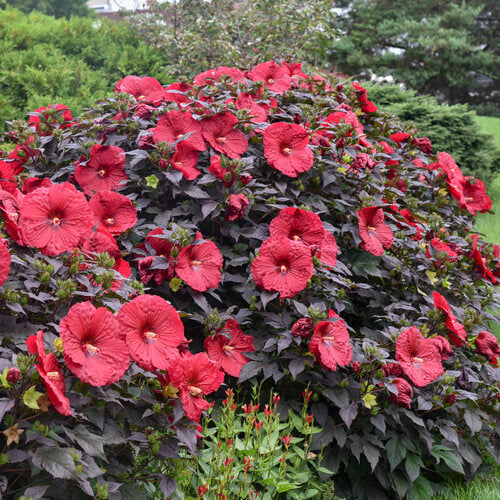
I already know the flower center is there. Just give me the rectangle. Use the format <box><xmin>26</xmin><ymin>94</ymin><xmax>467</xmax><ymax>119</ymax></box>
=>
<box><xmin>292</xmin><ymin>234</ymin><xmax>301</xmax><ymax>241</ymax></box>
<box><xmin>280</xmin><ymin>264</ymin><xmax>288</xmax><ymax>273</ymax></box>
<box><xmin>411</xmin><ymin>356</ymin><xmax>424</xmax><ymax>363</ymax></box>
<box><xmin>177</xmin><ymin>133</ymin><xmax>184</xmax><ymax>139</ymax></box>
<box><xmin>47</xmin><ymin>371</ymin><xmax>60</xmax><ymax>380</ymax></box>
<box><xmin>268</xmin><ymin>78</ymin><xmax>274</xmax><ymax>84</ymax></box>
<box><xmin>282</xmin><ymin>147</ymin><xmax>292</xmax><ymax>156</ymax></box>
<box><xmin>144</xmin><ymin>331</ymin><xmax>157</xmax><ymax>343</ymax></box>
<box><xmin>465</xmin><ymin>197</ymin><xmax>474</xmax><ymax>201</ymax></box>
<box><xmin>84</xmin><ymin>343</ymin><xmax>100</xmax><ymax>354</ymax></box>
<box><xmin>191</xmin><ymin>260</ymin><xmax>202</xmax><ymax>267</ymax></box>
<box><xmin>323</xmin><ymin>336</ymin><xmax>335</xmax><ymax>342</ymax></box>
<box><xmin>216</xmin><ymin>136</ymin><xmax>227</xmax><ymax>144</ymax></box>
<box><xmin>51</xmin><ymin>217</ymin><xmax>62</xmax><ymax>226</ymax></box>
<box><xmin>105</xmin><ymin>217</ymin><xmax>114</xmax><ymax>225</ymax></box>
<box><xmin>137</xmin><ymin>94</ymin><xmax>146</xmax><ymax>101</ymax></box>
<box><xmin>189</xmin><ymin>385</ymin><xmax>203</xmax><ymax>397</ymax></box>
<box><xmin>97</xmin><ymin>169</ymin><xmax>106</xmax><ymax>177</ymax></box>
<box><xmin>367</xmin><ymin>226</ymin><xmax>376</xmax><ymax>231</ymax></box>
<box><xmin>223</xmin><ymin>345</ymin><xmax>235</xmax><ymax>353</ymax></box>
<box><xmin>175</xmin><ymin>162</ymin><xmax>183</xmax><ymax>168</ymax></box>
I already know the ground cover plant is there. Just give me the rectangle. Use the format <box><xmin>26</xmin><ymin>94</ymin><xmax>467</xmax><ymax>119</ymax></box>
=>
<box><xmin>0</xmin><ymin>61</ymin><xmax>498</xmax><ymax>499</ymax></box>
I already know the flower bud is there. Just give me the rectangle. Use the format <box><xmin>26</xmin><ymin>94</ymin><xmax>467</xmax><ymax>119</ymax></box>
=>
<box><xmin>6</xmin><ymin>368</ymin><xmax>20</xmax><ymax>384</ymax></box>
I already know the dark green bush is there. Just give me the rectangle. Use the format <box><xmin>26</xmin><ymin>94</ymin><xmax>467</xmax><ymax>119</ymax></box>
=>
<box><xmin>0</xmin><ymin>8</ymin><xmax>174</xmax><ymax>130</ymax></box>
<box><xmin>365</xmin><ymin>83</ymin><xmax>500</xmax><ymax>179</ymax></box>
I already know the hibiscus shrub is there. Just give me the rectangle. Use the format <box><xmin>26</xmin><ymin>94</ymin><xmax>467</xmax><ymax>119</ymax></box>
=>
<box><xmin>0</xmin><ymin>62</ymin><xmax>499</xmax><ymax>499</ymax></box>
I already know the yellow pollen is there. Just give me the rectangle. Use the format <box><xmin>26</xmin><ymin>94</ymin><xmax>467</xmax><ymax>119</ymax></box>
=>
<box><xmin>52</xmin><ymin>217</ymin><xmax>61</xmax><ymax>226</ymax></box>
<box><xmin>412</xmin><ymin>357</ymin><xmax>424</xmax><ymax>363</ymax></box>
<box><xmin>216</xmin><ymin>137</ymin><xmax>227</xmax><ymax>144</ymax></box>
<box><xmin>367</xmin><ymin>226</ymin><xmax>376</xmax><ymax>231</ymax></box>
<box><xmin>144</xmin><ymin>331</ymin><xmax>157</xmax><ymax>341</ymax></box>
<box><xmin>189</xmin><ymin>385</ymin><xmax>203</xmax><ymax>397</ymax></box>
<box><xmin>224</xmin><ymin>345</ymin><xmax>235</xmax><ymax>353</ymax></box>
<box><xmin>98</xmin><ymin>169</ymin><xmax>106</xmax><ymax>177</ymax></box>
<box><xmin>324</xmin><ymin>336</ymin><xmax>335</xmax><ymax>341</ymax></box>
<box><xmin>84</xmin><ymin>343</ymin><xmax>100</xmax><ymax>354</ymax></box>
<box><xmin>137</xmin><ymin>95</ymin><xmax>146</xmax><ymax>101</ymax></box>
<box><xmin>282</xmin><ymin>147</ymin><xmax>291</xmax><ymax>155</ymax></box>
<box><xmin>177</xmin><ymin>133</ymin><xmax>184</xmax><ymax>139</ymax></box>
<box><xmin>47</xmin><ymin>371</ymin><xmax>60</xmax><ymax>380</ymax></box>
<box><xmin>465</xmin><ymin>197</ymin><xmax>474</xmax><ymax>201</ymax></box>
<box><xmin>268</xmin><ymin>78</ymin><xmax>274</xmax><ymax>84</ymax></box>
<box><xmin>292</xmin><ymin>235</ymin><xmax>301</xmax><ymax>241</ymax></box>
<box><xmin>191</xmin><ymin>260</ymin><xmax>202</xmax><ymax>266</ymax></box>
<box><xmin>105</xmin><ymin>218</ymin><xmax>114</xmax><ymax>225</ymax></box>
<box><xmin>175</xmin><ymin>162</ymin><xmax>183</xmax><ymax>168</ymax></box>
<box><xmin>280</xmin><ymin>264</ymin><xmax>287</xmax><ymax>273</ymax></box>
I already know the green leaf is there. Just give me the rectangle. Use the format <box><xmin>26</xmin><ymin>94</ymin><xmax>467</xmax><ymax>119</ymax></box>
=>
<box><xmin>169</xmin><ymin>277</ymin><xmax>183</xmax><ymax>292</ymax></box>
<box><xmin>23</xmin><ymin>385</ymin><xmax>44</xmax><ymax>410</ymax></box>
<box><xmin>386</xmin><ymin>436</ymin><xmax>406</xmax><ymax>471</ymax></box>
<box><xmin>405</xmin><ymin>453</ymin><xmax>423</xmax><ymax>482</ymax></box>
<box><xmin>64</xmin><ymin>425</ymin><xmax>105</xmax><ymax>459</ymax></box>
<box><xmin>362</xmin><ymin>392</ymin><xmax>377</xmax><ymax>410</ymax></box>
<box><xmin>276</xmin><ymin>482</ymin><xmax>299</xmax><ymax>493</ymax></box>
<box><xmin>409</xmin><ymin>476</ymin><xmax>433</xmax><ymax>499</ymax></box>
<box><xmin>432</xmin><ymin>445</ymin><xmax>464</xmax><ymax>474</ymax></box>
<box><xmin>425</xmin><ymin>269</ymin><xmax>438</xmax><ymax>284</ymax></box>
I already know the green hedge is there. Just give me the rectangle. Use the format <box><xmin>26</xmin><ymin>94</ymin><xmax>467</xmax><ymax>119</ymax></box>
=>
<box><xmin>0</xmin><ymin>8</ymin><xmax>173</xmax><ymax>130</ymax></box>
<box><xmin>365</xmin><ymin>83</ymin><xmax>500</xmax><ymax>179</ymax></box>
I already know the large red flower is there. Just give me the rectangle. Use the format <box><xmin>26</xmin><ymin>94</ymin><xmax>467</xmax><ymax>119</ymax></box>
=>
<box><xmin>432</xmin><ymin>292</ymin><xmax>468</xmax><ymax>347</ymax></box>
<box><xmin>389</xmin><ymin>378</ymin><xmax>413</xmax><ymax>409</ymax></box>
<box><xmin>170</xmin><ymin>143</ymin><xmax>201</xmax><ymax>180</ymax></box>
<box><xmin>75</xmin><ymin>145</ymin><xmax>128</xmax><ymax>195</ymax></box>
<box><xmin>352</xmin><ymin>81</ymin><xmax>378</xmax><ymax>113</ymax></box>
<box><xmin>395</xmin><ymin>327</ymin><xmax>444</xmax><ymax>387</ymax></box>
<box><xmin>309</xmin><ymin>310</ymin><xmax>352</xmax><ymax>371</ymax></box>
<box><xmin>168</xmin><ymin>352</ymin><xmax>225</xmax><ymax>422</ymax></box>
<box><xmin>263</xmin><ymin>122</ymin><xmax>313</xmax><ymax>177</ymax></box>
<box><xmin>357</xmin><ymin>207</ymin><xmax>393</xmax><ymax>256</ymax></box>
<box><xmin>430</xmin><ymin>335</ymin><xmax>454</xmax><ymax>360</ymax></box>
<box><xmin>226</xmin><ymin>194</ymin><xmax>249</xmax><ymax>221</ymax></box>
<box><xmin>251</xmin><ymin>236</ymin><xmax>314</xmax><ymax>299</ymax></box>
<box><xmin>18</xmin><ymin>182</ymin><xmax>94</xmax><ymax>256</ymax></box>
<box><xmin>117</xmin><ymin>294</ymin><xmax>186</xmax><ymax>371</ymax></box>
<box><xmin>235</xmin><ymin>93</ymin><xmax>267</xmax><ymax>123</ymax></box>
<box><xmin>426</xmin><ymin>238</ymin><xmax>459</xmax><ymax>263</ymax></box>
<box><xmin>163</xmin><ymin>82</ymin><xmax>193</xmax><ymax>104</ymax></box>
<box><xmin>175</xmin><ymin>236</ymin><xmax>223</xmax><ymax>292</ymax></box>
<box><xmin>459</xmin><ymin>177</ymin><xmax>492</xmax><ymax>216</ymax></box>
<box><xmin>193</xmin><ymin>66</ymin><xmax>245</xmax><ymax>86</ymax></box>
<box><xmin>59</xmin><ymin>302</ymin><xmax>130</xmax><ymax>386</ymax></box>
<box><xmin>26</xmin><ymin>330</ymin><xmax>71</xmax><ymax>416</ymax></box>
<box><xmin>137</xmin><ymin>228</ymin><xmax>177</xmax><ymax>285</ymax></box>
<box><xmin>319</xmin><ymin>108</ymin><xmax>364</xmax><ymax>138</ymax></box>
<box><xmin>29</xmin><ymin>104</ymin><xmax>73</xmax><ymax>135</ymax></box>
<box><xmin>470</xmin><ymin>234</ymin><xmax>496</xmax><ymax>284</ymax></box>
<box><xmin>204</xmin><ymin>319</ymin><xmax>255</xmax><ymax>377</ymax></box>
<box><xmin>153</xmin><ymin>110</ymin><xmax>206</xmax><ymax>151</ymax></box>
<box><xmin>0</xmin><ymin>240</ymin><xmax>11</xmax><ymax>288</ymax></box>
<box><xmin>115</xmin><ymin>75</ymin><xmax>165</xmax><ymax>104</ymax></box>
<box><xmin>475</xmin><ymin>331</ymin><xmax>500</xmax><ymax>367</ymax></box>
<box><xmin>438</xmin><ymin>152</ymin><xmax>464</xmax><ymax>184</ymax></box>
<box><xmin>201</xmin><ymin>113</ymin><xmax>248</xmax><ymax>159</ymax></box>
<box><xmin>0</xmin><ymin>160</ymin><xmax>16</xmax><ymax>193</ymax></box>
<box><xmin>0</xmin><ymin>188</ymin><xmax>24</xmax><ymax>245</ymax></box>
<box><xmin>269</xmin><ymin>207</ymin><xmax>325</xmax><ymax>247</ymax></box>
<box><xmin>249</xmin><ymin>61</ymin><xmax>291</xmax><ymax>94</ymax></box>
<box><xmin>89</xmin><ymin>191</ymin><xmax>137</xmax><ymax>236</ymax></box>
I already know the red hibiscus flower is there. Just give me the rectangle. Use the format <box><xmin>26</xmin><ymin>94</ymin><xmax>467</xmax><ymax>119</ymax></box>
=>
<box><xmin>235</xmin><ymin>93</ymin><xmax>267</xmax><ymax>123</ymax></box>
<box><xmin>357</xmin><ymin>207</ymin><xmax>393</xmax><ymax>256</ymax></box>
<box><xmin>175</xmin><ymin>236</ymin><xmax>223</xmax><ymax>292</ymax></box>
<box><xmin>21</xmin><ymin>177</ymin><xmax>52</xmax><ymax>194</ymax></box>
<box><xmin>137</xmin><ymin>228</ymin><xmax>177</xmax><ymax>285</ymax></box>
<box><xmin>169</xmin><ymin>143</ymin><xmax>201</xmax><ymax>180</ymax></box>
<box><xmin>291</xmin><ymin>318</ymin><xmax>314</xmax><ymax>338</ymax></box>
<box><xmin>352</xmin><ymin>81</ymin><xmax>378</xmax><ymax>113</ymax></box>
<box><xmin>203</xmin><ymin>319</ymin><xmax>255</xmax><ymax>377</ymax></box>
<box><xmin>251</xmin><ymin>236</ymin><xmax>314</xmax><ymax>299</ymax></box>
<box><xmin>395</xmin><ymin>327</ymin><xmax>444</xmax><ymax>387</ymax></box>
<box><xmin>26</xmin><ymin>330</ymin><xmax>71</xmax><ymax>416</ymax></box>
<box><xmin>438</xmin><ymin>152</ymin><xmax>464</xmax><ymax>184</ymax></box>
<box><xmin>426</xmin><ymin>238</ymin><xmax>459</xmax><ymax>263</ymax></box>
<box><xmin>430</xmin><ymin>335</ymin><xmax>454</xmax><ymax>360</ymax></box>
<box><xmin>459</xmin><ymin>177</ymin><xmax>492</xmax><ymax>216</ymax></box>
<box><xmin>269</xmin><ymin>207</ymin><xmax>325</xmax><ymax>247</ymax></box>
<box><xmin>0</xmin><ymin>188</ymin><xmax>24</xmax><ymax>245</ymax></box>
<box><xmin>18</xmin><ymin>182</ymin><xmax>94</xmax><ymax>256</ymax></box>
<box><xmin>432</xmin><ymin>292</ymin><xmax>468</xmax><ymax>347</ymax></box>
<box><xmin>352</xmin><ymin>152</ymin><xmax>377</xmax><ymax>171</ymax></box>
<box><xmin>59</xmin><ymin>302</ymin><xmax>130</xmax><ymax>386</ymax></box>
<box><xmin>29</xmin><ymin>104</ymin><xmax>73</xmax><ymax>135</ymax></box>
<box><xmin>390</xmin><ymin>132</ymin><xmax>411</xmax><ymax>143</ymax></box>
<box><xmin>379</xmin><ymin>141</ymin><xmax>398</xmax><ymax>167</ymax></box>
<box><xmin>413</xmin><ymin>137</ymin><xmax>433</xmax><ymax>155</ymax></box>
<box><xmin>5</xmin><ymin>138</ymin><xmax>36</xmax><ymax>175</ymax></box>
<box><xmin>208</xmin><ymin>155</ymin><xmax>241</xmax><ymax>186</ymax></box>
<box><xmin>89</xmin><ymin>191</ymin><xmax>137</xmax><ymax>236</ymax></box>
<box><xmin>249</xmin><ymin>61</ymin><xmax>291</xmax><ymax>94</ymax></box>
<box><xmin>117</xmin><ymin>294</ymin><xmax>186</xmax><ymax>371</ymax></box>
<box><xmin>153</xmin><ymin>110</ymin><xmax>206</xmax><ymax>152</ymax></box>
<box><xmin>382</xmin><ymin>362</ymin><xmax>404</xmax><ymax>377</ymax></box>
<box><xmin>81</xmin><ymin>227</ymin><xmax>121</xmax><ymax>260</ymax></box>
<box><xmin>0</xmin><ymin>160</ymin><xmax>16</xmax><ymax>193</ymax></box>
<box><xmin>75</xmin><ymin>145</ymin><xmax>127</xmax><ymax>195</ymax></box>
<box><xmin>0</xmin><ymin>240</ymin><xmax>11</xmax><ymax>288</ymax></box>
<box><xmin>226</xmin><ymin>194</ymin><xmax>249</xmax><ymax>221</ymax></box>
<box><xmin>315</xmin><ymin>231</ymin><xmax>338</xmax><ymax>268</ymax></box>
<box><xmin>193</xmin><ymin>66</ymin><xmax>245</xmax><ymax>86</ymax></box>
<box><xmin>309</xmin><ymin>310</ymin><xmax>352</xmax><ymax>371</ymax></box>
<box><xmin>475</xmin><ymin>331</ymin><xmax>500</xmax><ymax>367</ymax></box>
<box><xmin>282</xmin><ymin>61</ymin><xmax>308</xmax><ymax>80</ymax></box>
<box><xmin>163</xmin><ymin>82</ymin><xmax>193</xmax><ymax>104</ymax></box>
<box><xmin>168</xmin><ymin>352</ymin><xmax>225</xmax><ymax>422</ymax></box>
<box><xmin>263</xmin><ymin>122</ymin><xmax>313</xmax><ymax>177</ymax></box>
<box><xmin>115</xmin><ymin>75</ymin><xmax>165</xmax><ymax>104</ymax></box>
<box><xmin>389</xmin><ymin>378</ymin><xmax>413</xmax><ymax>409</ymax></box>
<box><xmin>319</xmin><ymin>108</ymin><xmax>364</xmax><ymax>138</ymax></box>
<box><xmin>470</xmin><ymin>234</ymin><xmax>496</xmax><ymax>284</ymax></box>
<box><xmin>201</xmin><ymin>113</ymin><xmax>248</xmax><ymax>159</ymax></box>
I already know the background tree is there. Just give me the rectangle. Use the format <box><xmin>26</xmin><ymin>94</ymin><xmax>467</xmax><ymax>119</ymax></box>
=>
<box><xmin>126</xmin><ymin>0</ymin><xmax>337</xmax><ymax>79</ymax></box>
<box><xmin>2</xmin><ymin>0</ymin><xmax>92</xmax><ymax>18</ymax></box>
<box><xmin>330</xmin><ymin>0</ymin><xmax>500</xmax><ymax>115</ymax></box>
